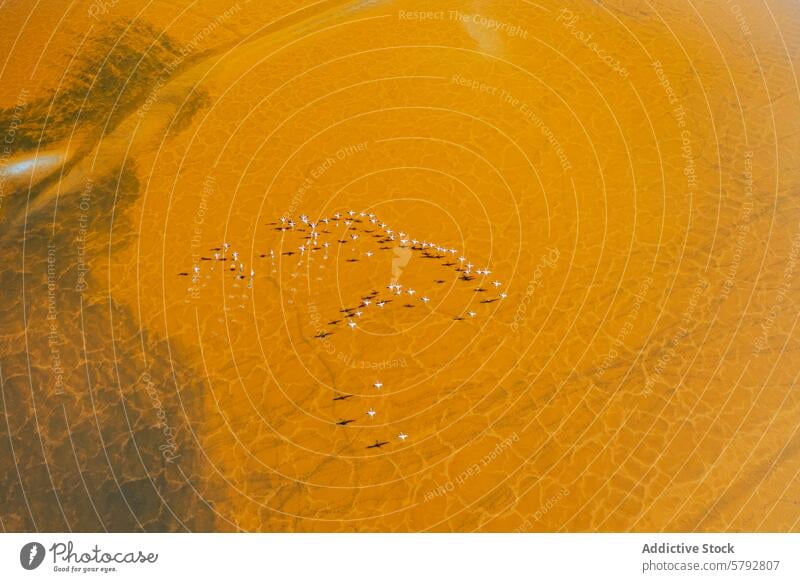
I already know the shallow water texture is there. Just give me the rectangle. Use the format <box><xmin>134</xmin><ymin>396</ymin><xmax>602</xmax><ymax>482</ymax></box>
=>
<box><xmin>1</xmin><ymin>0</ymin><xmax>800</xmax><ymax>532</ymax></box>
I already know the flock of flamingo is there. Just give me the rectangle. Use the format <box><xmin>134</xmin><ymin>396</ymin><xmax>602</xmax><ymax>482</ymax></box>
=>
<box><xmin>180</xmin><ymin>209</ymin><xmax>508</xmax><ymax>452</ymax></box>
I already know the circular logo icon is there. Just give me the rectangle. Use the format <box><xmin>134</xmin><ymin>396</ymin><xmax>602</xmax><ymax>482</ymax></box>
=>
<box><xmin>20</xmin><ymin>542</ymin><xmax>45</xmax><ymax>570</ymax></box>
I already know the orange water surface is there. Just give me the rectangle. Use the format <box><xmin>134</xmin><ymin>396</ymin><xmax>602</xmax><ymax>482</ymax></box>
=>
<box><xmin>1</xmin><ymin>0</ymin><xmax>800</xmax><ymax>532</ymax></box>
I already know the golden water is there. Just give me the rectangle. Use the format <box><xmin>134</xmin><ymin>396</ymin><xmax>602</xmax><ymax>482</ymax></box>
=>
<box><xmin>1</xmin><ymin>0</ymin><xmax>800</xmax><ymax>532</ymax></box>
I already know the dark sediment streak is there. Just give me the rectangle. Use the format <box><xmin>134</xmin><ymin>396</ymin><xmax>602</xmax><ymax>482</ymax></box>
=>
<box><xmin>0</xmin><ymin>23</ymin><xmax>215</xmax><ymax>532</ymax></box>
